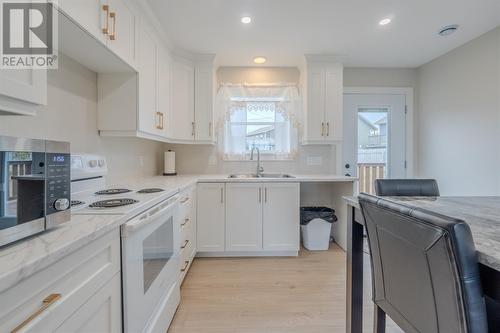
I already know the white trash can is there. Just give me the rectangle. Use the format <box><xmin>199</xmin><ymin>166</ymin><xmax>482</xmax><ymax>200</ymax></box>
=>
<box><xmin>300</xmin><ymin>207</ymin><xmax>337</xmax><ymax>251</ymax></box>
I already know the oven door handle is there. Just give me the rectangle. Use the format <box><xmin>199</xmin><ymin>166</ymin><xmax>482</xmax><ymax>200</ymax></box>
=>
<box><xmin>121</xmin><ymin>195</ymin><xmax>178</xmax><ymax>237</ymax></box>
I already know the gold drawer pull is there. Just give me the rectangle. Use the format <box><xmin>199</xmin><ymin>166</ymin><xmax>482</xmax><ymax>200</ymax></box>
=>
<box><xmin>180</xmin><ymin>197</ymin><xmax>190</xmax><ymax>204</ymax></box>
<box><xmin>11</xmin><ymin>294</ymin><xmax>61</xmax><ymax>333</ymax></box>
<box><xmin>102</xmin><ymin>5</ymin><xmax>109</xmax><ymax>34</ymax></box>
<box><xmin>109</xmin><ymin>12</ymin><xmax>116</xmax><ymax>40</ymax></box>
<box><xmin>181</xmin><ymin>240</ymin><xmax>189</xmax><ymax>249</ymax></box>
<box><xmin>181</xmin><ymin>218</ymin><xmax>189</xmax><ymax>227</ymax></box>
<box><xmin>181</xmin><ymin>260</ymin><xmax>189</xmax><ymax>272</ymax></box>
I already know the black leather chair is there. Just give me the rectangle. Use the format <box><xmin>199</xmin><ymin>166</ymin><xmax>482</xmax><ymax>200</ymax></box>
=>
<box><xmin>374</xmin><ymin>179</ymin><xmax>440</xmax><ymax>197</ymax></box>
<box><xmin>359</xmin><ymin>193</ymin><xmax>488</xmax><ymax>333</ymax></box>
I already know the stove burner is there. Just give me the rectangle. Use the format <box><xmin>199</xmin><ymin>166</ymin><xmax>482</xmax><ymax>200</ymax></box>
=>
<box><xmin>89</xmin><ymin>198</ymin><xmax>138</xmax><ymax>208</ymax></box>
<box><xmin>71</xmin><ymin>200</ymin><xmax>85</xmax><ymax>207</ymax></box>
<box><xmin>95</xmin><ymin>188</ymin><xmax>131</xmax><ymax>195</ymax></box>
<box><xmin>137</xmin><ymin>188</ymin><xmax>164</xmax><ymax>194</ymax></box>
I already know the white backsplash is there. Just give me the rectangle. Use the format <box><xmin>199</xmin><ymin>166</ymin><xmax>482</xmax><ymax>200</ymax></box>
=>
<box><xmin>166</xmin><ymin>144</ymin><xmax>340</xmax><ymax>175</ymax></box>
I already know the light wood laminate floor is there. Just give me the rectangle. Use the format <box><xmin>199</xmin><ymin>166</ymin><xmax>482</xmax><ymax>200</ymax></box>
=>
<box><xmin>168</xmin><ymin>245</ymin><xmax>403</xmax><ymax>333</ymax></box>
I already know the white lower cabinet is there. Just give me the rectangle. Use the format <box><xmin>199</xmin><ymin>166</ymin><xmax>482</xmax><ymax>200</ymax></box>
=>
<box><xmin>0</xmin><ymin>230</ymin><xmax>121</xmax><ymax>333</ymax></box>
<box><xmin>179</xmin><ymin>185</ymin><xmax>197</xmax><ymax>284</ymax></box>
<box><xmin>55</xmin><ymin>273</ymin><xmax>121</xmax><ymax>333</ymax></box>
<box><xmin>197</xmin><ymin>182</ymin><xmax>300</xmax><ymax>256</ymax></box>
<box><xmin>197</xmin><ymin>183</ymin><xmax>225</xmax><ymax>252</ymax></box>
<box><xmin>263</xmin><ymin>183</ymin><xmax>300</xmax><ymax>251</ymax></box>
<box><xmin>226</xmin><ymin>183</ymin><xmax>263</xmax><ymax>251</ymax></box>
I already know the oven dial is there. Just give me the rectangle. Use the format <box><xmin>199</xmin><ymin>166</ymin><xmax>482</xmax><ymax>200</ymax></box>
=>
<box><xmin>89</xmin><ymin>160</ymin><xmax>98</xmax><ymax>168</ymax></box>
<box><xmin>54</xmin><ymin>198</ymin><xmax>70</xmax><ymax>211</ymax></box>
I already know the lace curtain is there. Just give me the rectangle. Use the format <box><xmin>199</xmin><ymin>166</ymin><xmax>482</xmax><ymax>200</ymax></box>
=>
<box><xmin>215</xmin><ymin>84</ymin><xmax>302</xmax><ymax>160</ymax></box>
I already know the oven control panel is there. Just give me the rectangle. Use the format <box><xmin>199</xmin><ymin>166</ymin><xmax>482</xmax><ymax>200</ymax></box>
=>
<box><xmin>46</xmin><ymin>153</ymin><xmax>71</xmax><ymax>214</ymax></box>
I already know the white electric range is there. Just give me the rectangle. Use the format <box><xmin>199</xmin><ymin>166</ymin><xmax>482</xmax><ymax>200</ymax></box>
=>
<box><xmin>70</xmin><ymin>154</ymin><xmax>181</xmax><ymax>333</ymax></box>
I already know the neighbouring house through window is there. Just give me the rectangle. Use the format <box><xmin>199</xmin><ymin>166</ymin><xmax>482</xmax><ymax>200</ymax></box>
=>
<box><xmin>215</xmin><ymin>84</ymin><xmax>301</xmax><ymax>160</ymax></box>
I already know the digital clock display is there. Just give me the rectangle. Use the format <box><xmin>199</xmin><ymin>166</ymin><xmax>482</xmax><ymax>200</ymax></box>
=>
<box><xmin>53</xmin><ymin>155</ymin><xmax>65</xmax><ymax>163</ymax></box>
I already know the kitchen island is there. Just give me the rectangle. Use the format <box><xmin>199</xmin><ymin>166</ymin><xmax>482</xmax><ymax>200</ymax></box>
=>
<box><xmin>344</xmin><ymin>196</ymin><xmax>500</xmax><ymax>333</ymax></box>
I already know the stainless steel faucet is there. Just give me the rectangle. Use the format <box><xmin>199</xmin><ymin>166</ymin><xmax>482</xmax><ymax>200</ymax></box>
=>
<box><xmin>250</xmin><ymin>147</ymin><xmax>264</xmax><ymax>177</ymax></box>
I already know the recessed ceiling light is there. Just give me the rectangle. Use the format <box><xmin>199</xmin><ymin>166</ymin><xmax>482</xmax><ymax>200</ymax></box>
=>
<box><xmin>438</xmin><ymin>24</ymin><xmax>459</xmax><ymax>36</ymax></box>
<box><xmin>379</xmin><ymin>18</ymin><xmax>392</xmax><ymax>26</ymax></box>
<box><xmin>241</xmin><ymin>16</ymin><xmax>252</xmax><ymax>24</ymax></box>
<box><xmin>253</xmin><ymin>56</ymin><xmax>266</xmax><ymax>64</ymax></box>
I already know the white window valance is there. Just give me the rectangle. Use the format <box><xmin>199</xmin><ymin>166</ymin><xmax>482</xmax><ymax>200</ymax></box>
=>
<box><xmin>215</xmin><ymin>84</ymin><xmax>302</xmax><ymax>161</ymax></box>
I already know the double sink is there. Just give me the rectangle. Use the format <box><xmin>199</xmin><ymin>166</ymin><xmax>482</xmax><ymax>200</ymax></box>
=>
<box><xmin>228</xmin><ymin>173</ymin><xmax>295</xmax><ymax>179</ymax></box>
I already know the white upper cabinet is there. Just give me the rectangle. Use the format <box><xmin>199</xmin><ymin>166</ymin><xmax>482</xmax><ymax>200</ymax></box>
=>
<box><xmin>171</xmin><ymin>60</ymin><xmax>195</xmax><ymax>142</ymax></box>
<box><xmin>58</xmin><ymin>0</ymin><xmax>137</xmax><ymax>69</ymax></box>
<box><xmin>137</xmin><ymin>23</ymin><xmax>158</xmax><ymax>136</ymax></box>
<box><xmin>0</xmin><ymin>69</ymin><xmax>47</xmax><ymax>115</ymax></box>
<box><xmin>106</xmin><ymin>0</ymin><xmax>137</xmax><ymax>67</ymax></box>
<box><xmin>157</xmin><ymin>44</ymin><xmax>171</xmax><ymax>138</ymax></box>
<box><xmin>58</xmin><ymin>0</ymin><xmax>107</xmax><ymax>44</ymax></box>
<box><xmin>302</xmin><ymin>56</ymin><xmax>343</xmax><ymax>144</ymax></box>
<box><xmin>170</xmin><ymin>55</ymin><xmax>215</xmax><ymax>144</ymax></box>
<box><xmin>194</xmin><ymin>58</ymin><xmax>216</xmax><ymax>143</ymax></box>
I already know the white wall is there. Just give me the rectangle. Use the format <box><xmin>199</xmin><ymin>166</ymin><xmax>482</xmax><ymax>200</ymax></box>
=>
<box><xmin>0</xmin><ymin>54</ymin><xmax>165</xmax><ymax>184</ymax></box>
<box><xmin>417</xmin><ymin>27</ymin><xmax>500</xmax><ymax>195</ymax></box>
<box><xmin>344</xmin><ymin>68</ymin><xmax>417</xmax><ymax>88</ymax></box>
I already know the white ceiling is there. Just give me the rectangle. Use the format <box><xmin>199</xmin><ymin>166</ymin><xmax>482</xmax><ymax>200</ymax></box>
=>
<box><xmin>146</xmin><ymin>0</ymin><xmax>500</xmax><ymax>68</ymax></box>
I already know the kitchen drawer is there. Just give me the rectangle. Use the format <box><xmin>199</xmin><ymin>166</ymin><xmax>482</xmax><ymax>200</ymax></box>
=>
<box><xmin>0</xmin><ymin>230</ymin><xmax>120</xmax><ymax>332</ymax></box>
<box><xmin>178</xmin><ymin>186</ymin><xmax>195</xmax><ymax>218</ymax></box>
<box><xmin>180</xmin><ymin>215</ymin><xmax>193</xmax><ymax>242</ymax></box>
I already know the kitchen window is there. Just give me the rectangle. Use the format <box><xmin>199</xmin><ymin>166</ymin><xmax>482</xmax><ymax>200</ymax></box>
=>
<box><xmin>216</xmin><ymin>84</ymin><xmax>301</xmax><ymax>160</ymax></box>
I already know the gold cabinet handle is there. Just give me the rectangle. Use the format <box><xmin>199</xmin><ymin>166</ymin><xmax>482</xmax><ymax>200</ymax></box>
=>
<box><xmin>181</xmin><ymin>260</ymin><xmax>189</xmax><ymax>272</ymax></box>
<box><xmin>11</xmin><ymin>294</ymin><xmax>61</xmax><ymax>333</ymax></box>
<box><xmin>159</xmin><ymin>113</ymin><xmax>164</xmax><ymax>130</ymax></box>
<box><xmin>258</xmin><ymin>187</ymin><xmax>261</xmax><ymax>203</ymax></box>
<box><xmin>191</xmin><ymin>122</ymin><xmax>195</xmax><ymax>137</ymax></box>
<box><xmin>180</xmin><ymin>197</ymin><xmax>190</xmax><ymax>204</ymax></box>
<box><xmin>155</xmin><ymin>112</ymin><xmax>162</xmax><ymax>129</ymax></box>
<box><xmin>321</xmin><ymin>122</ymin><xmax>324</xmax><ymax>136</ymax></box>
<box><xmin>209</xmin><ymin>122</ymin><xmax>212</xmax><ymax>137</ymax></box>
<box><xmin>109</xmin><ymin>12</ymin><xmax>116</xmax><ymax>40</ymax></box>
<box><xmin>327</xmin><ymin>122</ymin><xmax>330</xmax><ymax>136</ymax></box>
<box><xmin>264</xmin><ymin>187</ymin><xmax>267</xmax><ymax>203</ymax></box>
<box><xmin>220</xmin><ymin>187</ymin><xmax>223</xmax><ymax>204</ymax></box>
<box><xmin>102</xmin><ymin>5</ymin><xmax>109</xmax><ymax>34</ymax></box>
<box><xmin>181</xmin><ymin>218</ymin><xmax>189</xmax><ymax>227</ymax></box>
<box><xmin>181</xmin><ymin>240</ymin><xmax>189</xmax><ymax>249</ymax></box>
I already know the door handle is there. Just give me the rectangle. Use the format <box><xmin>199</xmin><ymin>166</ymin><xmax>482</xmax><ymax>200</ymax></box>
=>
<box><xmin>327</xmin><ymin>122</ymin><xmax>330</xmax><ymax>136</ymax></box>
<box><xmin>321</xmin><ymin>122</ymin><xmax>324</xmax><ymax>136</ymax></box>
<box><xmin>11</xmin><ymin>294</ymin><xmax>61</xmax><ymax>333</ymax></box>
<box><xmin>220</xmin><ymin>187</ymin><xmax>223</xmax><ymax>203</ymax></box>
<box><xmin>258</xmin><ymin>187</ymin><xmax>262</xmax><ymax>203</ymax></box>
<box><xmin>264</xmin><ymin>188</ymin><xmax>267</xmax><ymax>203</ymax></box>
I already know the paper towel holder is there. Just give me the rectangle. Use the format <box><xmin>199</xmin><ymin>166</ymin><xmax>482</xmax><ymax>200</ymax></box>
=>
<box><xmin>163</xmin><ymin>150</ymin><xmax>177</xmax><ymax>176</ymax></box>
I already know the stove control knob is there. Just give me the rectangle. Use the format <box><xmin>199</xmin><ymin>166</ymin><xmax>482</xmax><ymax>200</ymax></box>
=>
<box><xmin>54</xmin><ymin>198</ymin><xmax>70</xmax><ymax>211</ymax></box>
<box><xmin>89</xmin><ymin>160</ymin><xmax>97</xmax><ymax>168</ymax></box>
<box><xmin>98</xmin><ymin>159</ymin><xmax>105</xmax><ymax>167</ymax></box>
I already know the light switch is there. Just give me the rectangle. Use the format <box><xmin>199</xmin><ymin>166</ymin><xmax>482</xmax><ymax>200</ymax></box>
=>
<box><xmin>307</xmin><ymin>156</ymin><xmax>322</xmax><ymax>166</ymax></box>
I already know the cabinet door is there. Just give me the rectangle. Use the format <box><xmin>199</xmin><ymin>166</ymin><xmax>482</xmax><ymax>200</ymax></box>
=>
<box><xmin>0</xmin><ymin>68</ymin><xmax>46</xmax><ymax>112</ymax></box>
<box><xmin>55</xmin><ymin>274</ymin><xmax>122</xmax><ymax>333</ymax></box>
<box><xmin>171</xmin><ymin>61</ymin><xmax>195</xmax><ymax>141</ymax></box>
<box><xmin>225</xmin><ymin>183</ymin><xmax>263</xmax><ymax>252</ymax></box>
<box><xmin>324</xmin><ymin>65</ymin><xmax>343</xmax><ymax>141</ymax></box>
<box><xmin>58</xmin><ymin>0</ymin><xmax>106</xmax><ymax>44</ymax></box>
<box><xmin>263</xmin><ymin>183</ymin><xmax>300</xmax><ymax>251</ymax></box>
<box><xmin>194</xmin><ymin>67</ymin><xmax>214</xmax><ymax>142</ymax></box>
<box><xmin>137</xmin><ymin>23</ymin><xmax>158</xmax><ymax>135</ymax></box>
<box><xmin>106</xmin><ymin>0</ymin><xmax>137</xmax><ymax>67</ymax></box>
<box><xmin>197</xmin><ymin>183</ymin><xmax>225</xmax><ymax>252</ymax></box>
<box><xmin>306</xmin><ymin>68</ymin><xmax>326</xmax><ymax>141</ymax></box>
<box><xmin>157</xmin><ymin>45</ymin><xmax>171</xmax><ymax>138</ymax></box>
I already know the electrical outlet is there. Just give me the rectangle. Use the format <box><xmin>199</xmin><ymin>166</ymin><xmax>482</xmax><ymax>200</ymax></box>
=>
<box><xmin>208</xmin><ymin>155</ymin><xmax>217</xmax><ymax>166</ymax></box>
<box><xmin>307</xmin><ymin>156</ymin><xmax>322</xmax><ymax>166</ymax></box>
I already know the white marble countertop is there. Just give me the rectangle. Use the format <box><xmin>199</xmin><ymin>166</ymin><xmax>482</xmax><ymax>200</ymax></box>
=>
<box><xmin>0</xmin><ymin>173</ymin><xmax>353</xmax><ymax>291</ymax></box>
<box><xmin>0</xmin><ymin>214</ymin><xmax>126</xmax><ymax>293</ymax></box>
<box><xmin>343</xmin><ymin>195</ymin><xmax>500</xmax><ymax>272</ymax></box>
